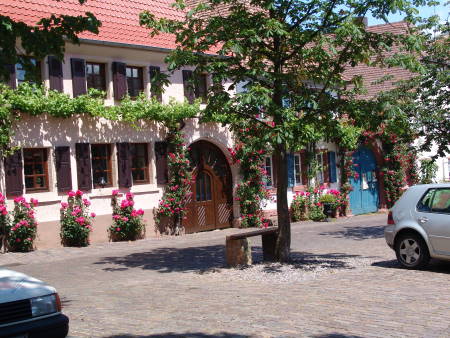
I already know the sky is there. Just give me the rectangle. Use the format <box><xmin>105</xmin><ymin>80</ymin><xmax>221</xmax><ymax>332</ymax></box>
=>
<box><xmin>367</xmin><ymin>0</ymin><xmax>449</xmax><ymax>25</ymax></box>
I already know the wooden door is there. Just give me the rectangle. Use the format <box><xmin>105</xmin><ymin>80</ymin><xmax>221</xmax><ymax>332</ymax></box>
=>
<box><xmin>184</xmin><ymin>141</ymin><xmax>233</xmax><ymax>233</ymax></box>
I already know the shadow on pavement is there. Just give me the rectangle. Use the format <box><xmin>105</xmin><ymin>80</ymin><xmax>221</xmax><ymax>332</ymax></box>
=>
<box><xmin>319</xmin><ymin>225</ymin><xmax>385</xmax><ymax>240</ymax></box>
<box><xmin>95</xmin><ymin>244</ymin><xmax>363</xmax><ymax>274</ymax></box>
<box><xmin>313</xmin><ymin>334</ymin><xmax>364</xmax><ymax>338</ymax></box>
<box><xmin>104</xmin><ymin>333</ymin><xmax>250</xmax><ymax>338</ymax></box>
<box><xmin>372</xmin><ymin>259</ymin><xmax>450</xmax><ymax>274</ymax></box>
<box><xmin>94</xmin><ymin>245</ymin><xmax>226</xmax><ymax>273</ymax></box>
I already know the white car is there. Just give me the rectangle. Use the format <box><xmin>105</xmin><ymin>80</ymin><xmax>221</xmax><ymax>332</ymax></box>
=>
<box><xmin>0</xmin><ymin>268</ymin><xmax>69</xmax><ymax>338</ymax></box>
<box><xmin>385</xmin><ymin>183</ymin><xmax>450</xmax><ymax>269</ymax></box>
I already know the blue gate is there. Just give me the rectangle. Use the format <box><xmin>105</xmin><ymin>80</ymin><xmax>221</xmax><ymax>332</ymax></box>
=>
<box><xmin>349</xmin><ymin>147</ymin><xmax>379</xmax><ymax>215</ymax></box>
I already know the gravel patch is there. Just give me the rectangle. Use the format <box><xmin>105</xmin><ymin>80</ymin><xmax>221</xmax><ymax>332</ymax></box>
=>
<box><xmin>203</xmin><ymin>252</ymin><xmax>378</xmax><ymax>284</ymax></box>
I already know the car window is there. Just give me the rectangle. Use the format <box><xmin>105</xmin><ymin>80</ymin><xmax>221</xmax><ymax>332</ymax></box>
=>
<box><xmin>430</xmin><ymin>189</ymin><xmax>450</xmax><ymax>214</ymax></box>
<box><xmin>417</xmin><ymin>189</ymin><xmax>435</xmax><ymax>213</ymax></box>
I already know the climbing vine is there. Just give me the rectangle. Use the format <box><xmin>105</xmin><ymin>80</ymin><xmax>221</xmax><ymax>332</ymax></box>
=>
<box><xmin>154</xmin><ymin>127</ymin><xmax>194</xmax><ymax>235</ymax></box>
<box><xmin>228</xmin><ymin>121</ymin><xmax>271</xmax><ymax>228</ymax></box>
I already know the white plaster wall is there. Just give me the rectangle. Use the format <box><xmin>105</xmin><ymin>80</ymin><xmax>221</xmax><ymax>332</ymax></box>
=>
<box><xmin>6</xmin><ymin>114</ymin><xmax>237</xmax><ymax>223</ymax></box>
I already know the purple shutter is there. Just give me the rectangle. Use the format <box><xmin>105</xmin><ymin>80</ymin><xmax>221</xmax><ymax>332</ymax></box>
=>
<box><xmin>149</xmin><ymin>66</ymin><xmax>162</xmax><ymax>102</ymax></box>
<box><xmin>75</xmin><ymin>143</ymin><xmax>92</xmax><ymax>191</ymax></box>
<box><xmin>4</xmin><ymin>64</ymin><xmax>16</xmax><ymax>89</ymax></box>
<box><xmin>71</xmin><ymin>58</ymin><xmax>87</xmax><ymax>97</ymax></box>
<box><xmin>182</xmin><ymin>70</ymin><xmax>195</xmax><ymax>104</ymax></box>
<box><xmin>112</xmin><ymin>62</ymin><xmax>127</xmax><ymax>100</ymax></box>
<box><xmin>154</xmin><ymin>141</ymin><xmax>168</xmax><ymax>184</ymax></box>
<box><xmin>4</xmin><ymin>150</ymin><xmax>23</xmax><ymax>196</ymax></box>
<box><xmin>55</xmin><ymin>146</ymin><xmax>73</xmax><ymax>193</ymax></box>
<box><xmin>117</xmin><ymin>142</ymin><xmax>132</xmax><ymax>188</ymax></box>
<box><xmin>48</xmin><ymin>56</ymin><xmax>63</xmax><ymax>92</ymax></box>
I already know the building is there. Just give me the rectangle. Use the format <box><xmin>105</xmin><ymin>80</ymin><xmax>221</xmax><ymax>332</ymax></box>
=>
<box><xmin>1</xmin><ymin>1</ymin><xmax>418</xmax><ymax>249</ymax></box>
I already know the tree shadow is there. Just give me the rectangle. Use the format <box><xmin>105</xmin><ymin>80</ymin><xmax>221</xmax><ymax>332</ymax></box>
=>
<box><xmin>313</xmin><ymin>334</ymin><xmax>364</xmax><ymax>338</ymax></box>
<box><xmin>372</xmin><ymin>259</ymin><xmax>450</xmax><ymax>274</ymax></box>
<box><xmin>94</xmin><ymin>245</ymin><xmax>226</xmax><ymax>273</ymax></box>
<box><xmin>319</xmin><ymin>225</ymin><xmax>385</xmax><ymax>240</ymax></box>
<box><xmin>94</xmin><ymin>244</ymin><xmax>365</xmax><ymax>274</ymax></box>
<box><xmin>104</xmin><ymin>333</ymin><xmax>250</xmax><ymax>338</ymax></box>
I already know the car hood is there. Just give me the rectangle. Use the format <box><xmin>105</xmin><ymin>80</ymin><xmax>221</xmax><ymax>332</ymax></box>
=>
<box><xmin>0</xmin><ymin>268</ymin><xmax>55</xmax><ymax>303</ymax></box>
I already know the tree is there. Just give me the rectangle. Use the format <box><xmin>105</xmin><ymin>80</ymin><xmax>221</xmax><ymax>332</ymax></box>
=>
<box><xmin>141</xmin><ymin>0</ymin><xmax>428</xmax><ymax>262</ymax></box>
<box><xmin>0</xmin><ymin>0</ymin><xmax>101</xmax><ymax>81</ymax></box>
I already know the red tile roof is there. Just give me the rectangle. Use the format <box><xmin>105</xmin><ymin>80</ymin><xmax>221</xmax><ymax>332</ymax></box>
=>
<box><xmin>343</xmin><ymin>21</ymin><xmax>414</xmax><ymax>99</ymax></box>
<box><xmin>0</xmin><ymin>0</ymin><xmax>185</xmax><ymax>50</ymax></box>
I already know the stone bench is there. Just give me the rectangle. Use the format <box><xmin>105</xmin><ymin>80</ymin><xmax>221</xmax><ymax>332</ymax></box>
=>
<box><xmin>225</xmin><ymin>227</ymin><xmax>278</xmax><ymax>267</ymax></box>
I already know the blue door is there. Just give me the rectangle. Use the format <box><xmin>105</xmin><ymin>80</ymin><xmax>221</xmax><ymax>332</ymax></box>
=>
<box><xmin>349</xmin><ymin>147</ymin><xmax>379</xmax><ymax>215</ymax></box>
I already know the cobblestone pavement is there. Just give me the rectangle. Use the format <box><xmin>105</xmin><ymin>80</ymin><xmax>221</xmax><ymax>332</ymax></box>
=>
<box><xmin>2</xmin><ymin>214</ymin><xmax>450</xmax><ymax>338</ymax></box>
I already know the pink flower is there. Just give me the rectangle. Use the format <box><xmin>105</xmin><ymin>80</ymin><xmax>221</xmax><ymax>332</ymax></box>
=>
<box><xmin>30</xmin><ymin>198</ymin><xmax>39</xmax><ymax>207</ymax></box>
<box><xmin>60</xmin><ymin>202</ymin><xmax>68</xmax><ymax>209</ymax></box>
<box><xmin>27</xmin><ymin>237</ymin><xmax>32</xmax><ymax>241</ymax></box>
<box><xmin>137</xmin><ymin>209</ymin><xmax>144</xmax><ymax>216</ymax></box>
<box><xmin>121</xmin><ymin>200</ymin><xmax>129</xmax><ymax>208</ymax></box>
<box><xmin>75</xmin><ymin>217</ymin><xmax>85</xmax><ymax>224</ymax></box>
<box><xmin>116</xmin><ymin>227</ymin><xmax>121</xmax><ymax>232</ymax></box>
<box><xmin>126</xmin><ymin>192</ymin><xmax>134</xmax><ymax>200</ymax></box>
<box><xmin>14</xmin><ymin>196</ymin><xmax>25</xmax><ymax>204</ymax></box>
<box><xmin>128</xmin><ymin>200</ymin><xmax>134</xmax><ymax>207</ymax></box>
<box><xmin>83</xmin><ymin>199</ymin><xmax>91</xmax><ymax>207</ymax></box>
<box><xmin>90</xmin><ymin>212</ymin><xmax>96</xmax><ymax>218</ymax></box>
<box><xmin>121</xmin><ymin>217</ymin><xmax>128</xmax><ymax>222</ymax></box>
<box><xmin>112</xmin><ymin>189</ymin><xmax>120</xmax><ymax>196</ymax></box>
<box><xmin>76</xmin><ymin>190</ymin><xmax>83</xmax><ymax>197</ymax></box>
<box><xmin>113</xmin><ymin>215</ymin><xmax>121</xmax><ymax>220</ymax></box>
<box><xmin>68</xmin><ymin>191</ymin><xmax>76</xmax><ymax>198</ymax></box>
<box><xmin>16</xmin><ymin>238</ymin><xmax>21</xmax><ymax>243</ymax></box>
<box><xmin>131</xmin><ymin>210</ymin><xmax>138</xmax><ymax>217</ymax></box>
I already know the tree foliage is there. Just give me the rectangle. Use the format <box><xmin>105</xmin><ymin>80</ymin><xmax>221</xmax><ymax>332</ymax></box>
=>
<box><xmin>0</xmin><ymin>0</ymin><xmax>101</xmax><ymax>81</ymax></box>
<box><xmin>141</xmin><ymin>0</ymin><xmax>430</xmax><ymax>261</ymax></box>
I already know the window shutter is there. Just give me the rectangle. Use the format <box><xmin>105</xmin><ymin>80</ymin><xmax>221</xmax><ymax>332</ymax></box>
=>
<box><xmin>75</xmin><ymin>143</ymin><xmax>92</xmax><ymax>191</ymax></box>
<box><xmin>182</xmin><ymin>70</ymin><xmax>195</xmax><ymax>104</ymax></box>
<box><xmin>48</xmin><ymin>56</ymin><xmax>63</xmax><ymax>92</ymax></box>
<box><xmin>154</xmin><ymin>141</ymin><xmax>168</xmax><ymax>185</ymax></box>
<box><xmin>4</xmin><ymin>64</ymin><xmax>16</xmax><ymax>89</ymax></box>
<box><xmin>300</xmin><ymin>151</ymin><xmax>308</xmax><ymax>187</ymax></box>
<box><xmin>195</xmin><ymin>74</ymin><xmax>207</xmax><ymax>103</ymax></box>
<box><xmin>149</xmin><ymin>66</ymin><xmax>162</xmax><ymax>102</ymax></box>
<box><xmin>287</xmin><ymin>153</ymin><xmax>295</xmax><ymax>187</ymax></box>
<box><xmin>71</xmin><ymin>58</ymin><xmax>87</xmax><ymax>97</ymax></box>
<box><xmin>55</xmin><ymin>146</ymin><xmax>73</xmax><ymax>193</ymax></box>
<box><xmin>4</xmin><ymin>150</ymin><xmax>24</xmax><ymax>196</ymax></box>
<box><xmin>117</xmin><ymin>142</ymin><xmax>132</xmax><ymax>188</ymax></box>
<box><xmin>323</xmin><ymin>151</ymin><xmax>330</xmax><ymax>183</ymax></box>
<box><xmin>112</xmin><ymin>62</ymin><xmax>127</xmax><ymax>100</ymax></box>
<box><xmin>271</xmin><ymin>155</ymin><xmax>277</xmax><ymax>188</ymax></box>
<box><xmin>328</xmin><ymin>151</ymin><xmax>337</xmax><ymax>183</ymax></box>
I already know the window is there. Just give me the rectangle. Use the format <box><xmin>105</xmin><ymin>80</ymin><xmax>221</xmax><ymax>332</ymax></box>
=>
<box><xmin>130</xmin><ymin>143</ymin><xmax>149</xmax><ymax>184</ymax></box>
<box><xmin>417</xmin><ymin>188</ymin><xmax>450</xmax><ymax>214</ymax></box>
<box><xmin>264</xmin><ymin>156</ymin><xmax>273</xmax><ymax>188</ymax></box>
<box><xmin>195</xmin><ymin>74</ymin><xmax>208</xmax><ymax>104</ymax></box>
<box><xmin>316</xmin><ymin>153</ymin><xmax>324</xmax><ymax>184</ymax></box>
<box><xmin>196</xmin><ymin>171</ymin><xmax>212</xmax><ymax>201</ymax></box>
<box><xmin>126</xmin><ymin>66</ymin><xmax>144</xmax><ymax>98</ymax></box>
<box><xmin>86</xmin><ymin>62</ymin><xmax>106</xmax><ymax>91</ymax></box>
<box><xmin>23</xmin><ymin>148</ymin><xmax>49</xmax><ymax>192</ymax></box>
<box><xmin>91</xmin><ymin>144</ymin><xmax>112</xmax><ymax>188</ymax></box>
<box><xmin>15</xmin><ymin>59</ymin><xmax>41</xmax><ymax>86</ymax></box>
<box><xmin>294</xmin><ymin>154</ymin><xmax>302</xmax><ymax>185</ymax></box>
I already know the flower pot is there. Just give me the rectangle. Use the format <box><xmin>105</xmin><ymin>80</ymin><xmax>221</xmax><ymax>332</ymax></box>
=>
<box><xmin>322</xmin><ymin>203</ymin><xmax>337</xmax><ymax>218</ymax></box>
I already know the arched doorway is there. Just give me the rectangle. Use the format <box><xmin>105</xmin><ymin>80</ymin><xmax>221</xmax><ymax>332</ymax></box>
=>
<box><xmin>349</xmin><ymin>147</ymin><xmax>380</xmax><ymax>215</ymax></box>
<box><xmin>184</xmin><ymin>140</ymin><xmax>233</xmax><ymax>233</ymax></box>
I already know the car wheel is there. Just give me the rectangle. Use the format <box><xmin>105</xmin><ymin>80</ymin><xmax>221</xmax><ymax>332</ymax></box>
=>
<box><xmin>395</xmin><ymin>233</ymin><xmax>430</xmax><ymax>269</ymax></box>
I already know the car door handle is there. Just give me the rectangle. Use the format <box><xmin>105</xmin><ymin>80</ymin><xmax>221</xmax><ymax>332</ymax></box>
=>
<box><xmin>418</xmin><ymin>217</ymin><xmax>429</xmax><ymax>224</ymax></box>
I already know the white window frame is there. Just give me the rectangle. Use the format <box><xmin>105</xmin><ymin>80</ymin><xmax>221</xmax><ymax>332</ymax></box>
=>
<box><xmin>316</xmin><ymin>152</ymin><xmax>324</xmax><ymax>184</ymax></box>
<box><xmin>294</xmin><ymin>154</ymin><xmax>302</xmax><ymax>185</ymax></box>
<box><xmin>264</xmin><ymin>156</ymin><xmax>273</xmax><ymax>188</ymax></box>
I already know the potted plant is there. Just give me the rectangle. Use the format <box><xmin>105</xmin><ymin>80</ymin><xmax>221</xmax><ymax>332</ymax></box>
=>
<box><xmin>319</xmin><ymin>193</ymin><xmax>338</xmax><ymax>218</ymax></box>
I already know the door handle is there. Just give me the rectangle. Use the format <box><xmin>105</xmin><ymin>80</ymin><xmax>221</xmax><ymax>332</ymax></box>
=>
<box><xmin>418</xmin><ymin>217</ymin><xmax>429</xmax><ymax>224</ymax></box>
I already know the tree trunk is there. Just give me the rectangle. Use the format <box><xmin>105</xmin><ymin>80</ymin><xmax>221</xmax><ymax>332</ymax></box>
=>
<box><xmin>274</xmin><ymin>144</ymin><xmax>291</xmax><ymax>262</ymax></box>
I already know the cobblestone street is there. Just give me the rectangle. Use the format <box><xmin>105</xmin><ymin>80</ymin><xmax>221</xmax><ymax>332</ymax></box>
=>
<box><xmin>2</xmin><ymin>213</ymin><xmax>450</xmax><ymax>337</ymax></box>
